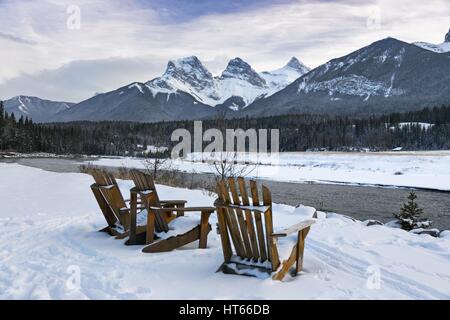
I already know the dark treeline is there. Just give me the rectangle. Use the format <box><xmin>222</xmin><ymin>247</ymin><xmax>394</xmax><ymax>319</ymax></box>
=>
<box><xmin>1</xmin><ymin>101</ymin><xmax>449</xmax><ymax>156</ymax></box>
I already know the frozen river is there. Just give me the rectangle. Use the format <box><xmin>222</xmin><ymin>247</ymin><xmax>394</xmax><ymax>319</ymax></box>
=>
<box><xmin>3</xmin><ymin>157</ymin><xmax>449</xmax><ymax>230</ymax></box>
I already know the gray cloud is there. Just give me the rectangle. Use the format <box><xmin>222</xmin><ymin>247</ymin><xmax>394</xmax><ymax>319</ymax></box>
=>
<box><xmin>0</xmin><ymin>32</ymin><xmax>37</xmax><ymax>45</ymax></box>
<box><xmin>0</xmin><ymin>56</ymin><xmax>167</xmax><ymax>102</ymax></box>
<box><xmin>0</xmin><ymin>0</ymin><xmax>449</xmax><ymax>102</ymax></box>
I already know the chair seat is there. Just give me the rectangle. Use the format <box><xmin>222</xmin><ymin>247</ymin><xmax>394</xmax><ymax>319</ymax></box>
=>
<box><xmin>159</xmin><ymin>216</ymin><xmax>202</xmax><ymax>240</ymax></box>
<box><xmin>137</xmin><ymin>209</ymin><xmax>200</xmax><ymax>240</ymax></box>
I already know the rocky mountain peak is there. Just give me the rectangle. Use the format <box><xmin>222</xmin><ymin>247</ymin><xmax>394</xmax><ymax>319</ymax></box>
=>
<box><xmin>160</xmin><ymin>56</ymin><xmax>215</xmax><ymax>91</ymax></box>
<box><xmin>445</xmin><ymin>29</ymin><xmax>450</xmax><ymax>43</ymax></box>
<box><xmin>165</xmin><ymin>56</ymin><xmax>212</xmax><ymax>79</ymax></box>
<box><xmin>286</xmin><ymin>57</ymin><xmax>302</xmax><ymax>69</ymax></box>
<box><xmin>220</xmin><ymin>57</ymin><xmax>266</xmax><ymax>87</ymax></box>
<box><xmin>284</xmin><ymin>57</ymin><xmax>310</xmax><ymax>74</ymax></box>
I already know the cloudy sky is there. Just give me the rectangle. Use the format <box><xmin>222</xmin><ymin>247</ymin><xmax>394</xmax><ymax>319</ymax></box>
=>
<box><xmin>0</xmin><ymin>0</ymin><xmax>449</xmax><ymax>102</ymax></box>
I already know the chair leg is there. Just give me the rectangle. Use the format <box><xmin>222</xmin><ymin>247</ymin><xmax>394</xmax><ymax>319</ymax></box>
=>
<box><xmin>128</xmin><ymin>192</ymin><xmax>138</xmax><ymax>245</ymax></box>
<box><xmin>272</xmin><ymin>244</ymin><xmax>297</xmax><ymax>281</ymax></box>
<box><xmin>142</xmin><ymin>225</ymin><xmax>208</xmax><ymax>253</ymax></box>
<box><xmin>199</xmin><ymin>211</ymin><xmax>212</xmax><ymax>249</ymax></box>
<box><xmin>295</xmin><ymin>227</ymin><xmax>310</xmax><ymax>274</ymax></box>
<box><xmin>122</xmin><ymin>213</ymin><xmax>131</xmax><ymax>232</ymax></box>
<box><xmin>217</xmin><ymin>208</ymin><xmax>232</xmax><ymax>263</ymax></box>
<box><xmin>273</xmin><ymin>226</ymin><xmax>311</xmax><ymax>280</ymax></box>
<box><xmin>146</xmin><ymin>211</ymin><xmax>156</xmax><ymax>245</ymax></box>
<box><xmin>175</xmin><ymin>203</ymin><xmax>186</xmax><ymax>218</ymax></box>
<box><xmin>98</xmin><ymin>226</ymin><xmax>120</xmax><ymax>237</ymax></box>
<box><xmin>295</xmin><ymin>230</ymin><xmax>305</xmax><ymax>273</ymax></box>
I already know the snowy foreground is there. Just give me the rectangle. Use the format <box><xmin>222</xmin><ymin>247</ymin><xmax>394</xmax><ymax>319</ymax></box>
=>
<box><xmin>90</xmin><ymin>151</ymin><xmax>450</xmax><ymax>191</ymax></box>
<box><xmin>1</xmin><ymin>163</ymin><xmax>450</xmax><ymax>299</ymax></box>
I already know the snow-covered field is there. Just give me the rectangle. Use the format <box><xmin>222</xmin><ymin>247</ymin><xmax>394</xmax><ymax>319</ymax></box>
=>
<box><xmin>89</xmin><ymin>151</ymin><xmax>450</xmax><ymax>191</ymax></box>
<box><xmin>1</xmin><ymin>163</ymin><xmax>450</xmax><ymax>299</ymax></box>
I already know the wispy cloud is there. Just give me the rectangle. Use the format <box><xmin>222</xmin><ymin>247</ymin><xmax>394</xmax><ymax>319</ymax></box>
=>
<box><xmin>0</xmin><ymin>0</ymin><xmax>449</xmax><ymax>102</ymax></box>
<box><xmin>0</xmin><ymin>31</ymin><xmax>37</xmax><ymax>45</ymax></box>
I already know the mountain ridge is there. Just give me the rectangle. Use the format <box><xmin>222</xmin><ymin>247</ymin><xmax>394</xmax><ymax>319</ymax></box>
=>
<box><xmin>3</xmin><ymin>95</ymin><xmax>74</xmax><ymax>123</ymax></box>
<box><xmin>413</xmin><ymin>28</ymin><xmax>450</xmax><ymax>53</ymax></box>
<box><xmin>242</xmin><ymin>37</ymin><xmax>450</xmax><ymax>117</ymax></box>
<box><xmin>146</xmin><ymin>55</ymin><xmax>309</xmax><ymax>109</ymax></box>
<box><xmin>48</xmin><ymin>55</ymin><xmax>310</xmax><ymax>122</ymax></box>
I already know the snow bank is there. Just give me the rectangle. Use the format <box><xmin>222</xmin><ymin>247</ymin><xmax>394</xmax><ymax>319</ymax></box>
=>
<box><xmin>0</xmin><ymin>163</ymin><xmax>449</xmax><ymax>299</ymax></box>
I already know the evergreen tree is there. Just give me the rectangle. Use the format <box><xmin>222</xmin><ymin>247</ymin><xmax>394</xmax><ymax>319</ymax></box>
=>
<box><xmin>394</xmin><ymin>192</ymin><xmax>430</xmax><ymax>231</ymax></box>
<box><xmin>0</xmin><ymin>101</ymin><xmax>4</xmax><ymax>122</ymax></box>
<box><xmin>0</xmin><ymin>104</ymin><xmax>449</xmax><ymax>154</ymax></box>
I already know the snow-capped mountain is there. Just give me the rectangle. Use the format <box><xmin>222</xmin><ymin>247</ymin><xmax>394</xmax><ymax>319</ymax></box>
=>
<box><xmin>413</xmin><ymin>28</ymin><xmax>450</xmax><ymax>53</ymax></box>
<box><xmin>146</xmin><ymin>56</ymin><xmax>309</xmax><ymax>110</ymax></box>
<box><xmin>220</xmin><ymin>57</ymin><xmax>266</xmax><ymax>86</ymax></box>
<box><xmin>46</xmin><ymin>55</ymin><xmax>309</xmax><ymax>122</ymax></box>
<box><xmin>215</xmin><ymin>57</ymin><xmax>269</xmax><ymax>108</ymax></box>
<box><xmin>146</xmin><ymin>56</ymin><xmax>221</xmax><ymax>106</ymax></box>
<box><xmin>15</xmin><ymin>32</ymin><xmax>450</xmax><ymax>123</ymax></box>
<box><xmin>260</xmin><ymin>57</ymin><xmax>311</xmax><ymax>91</ymax></box>
<box><xmin>3</xmin><ymin>96</ymin><xmax>74</xmax><ymax>123</ymax></box>
<box><xmin>243</xmin><ymin>37</ymin><xmax>450</xmax><ymax>117</ymax></box>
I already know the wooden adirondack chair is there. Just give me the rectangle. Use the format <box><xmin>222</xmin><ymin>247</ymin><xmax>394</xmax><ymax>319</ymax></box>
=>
<box><xmin>214</xmin><ymin>177</ymin><xmax>315</xmax><ymax>281</ymax></box>
<box><xmin>128</xmin><ymin>170</ymin><xmax>215</xmax><ymax>253</ymax></box>
<box><xmin>89</xmin><ymin>168</ymin><xmax>186</xmax><ymax>239</ymax></box>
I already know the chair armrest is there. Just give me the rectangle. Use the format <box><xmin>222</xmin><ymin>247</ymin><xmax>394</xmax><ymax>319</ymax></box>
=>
<box><xmin>98</xmin><ymin>184</ymin><xmax>115</xmax><ymax>190</ymax></box>
<box><xmin>118</xmin><ymin>207</ymin><xmax>130</xmax><ymax>215</ymax></box>
<box><xmin>151</xmin><ymin>206</ymin><xmax>215</xmax><ymax>213</ymax></box>
<box><xmin>125</xmin><ymin>199</ymin><xmax>144</xmax><ymax>206</ymax></box>
<box><xmin>160</xmin><ymin>200</ymin><xmax>188</xmax><ymax>205</ymax></box>
<box><xmin>215</xmin><ymin>203</ymin><xmax>270</xmax><ymax>213</ymax></box>
<box><xmin>271</xmin><ymin>219</ymin><xmax>315</xmax><ymax>238</ymax></box>
<box><xmin>125</xmin><ymin>198</ymin><xmax>142</xmax><ymax>203</ymax></box>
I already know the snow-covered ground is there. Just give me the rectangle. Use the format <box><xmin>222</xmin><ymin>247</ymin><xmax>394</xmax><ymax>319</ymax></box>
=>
<box><xmin>1</xmin><ymin>163</ymin><xmax>450</xmax><ymax>299</ymax></box>
<box><xmin>89</xmin><ymin>151</ymin><xmax>450</xmax><ymax>191</ymax></box>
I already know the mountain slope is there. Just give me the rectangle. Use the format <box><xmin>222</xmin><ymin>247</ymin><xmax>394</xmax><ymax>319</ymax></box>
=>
<box><xmin>260</xmin><ymin>57</ymin><xmax>310</xmax><ymax>92</ymax></box>
<box><xmin>242</xmin><ymin>38</ymin><xmax>450</xmax><ymax>117</ymax></box>
<box><xmin>50</xmin><ymin>82</ymin><xmax>216</xmax><ymax>123</ymax></box>
<box><xmin>3</xmin><ymin>96</ymin><xmax>74</xmax><ymax>123</ymax></box>
<box><xmin>414</xmin><ymin>41</ymin><xmax>450</xmax><ymax>53</ymax></box>
<box><xmin>413</xmin><ymin>28</ymin><xmax>450</xmax><ymax>53</ymax></box>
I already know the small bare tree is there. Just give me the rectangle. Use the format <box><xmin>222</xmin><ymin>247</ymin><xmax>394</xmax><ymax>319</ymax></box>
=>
<box><xmin>141</xmin><ymin>143</ymin><xmax>171</xmax><ymax>180</ymax></box>
<box><xmin>207</xmin><ymin>111</ymin><xmax>257</xmax><ymax>181</ymax></box>
<box><xmin>209</xmin><ymin>151</ymin><xmax>256</xmax><ymax>181</ymax></box>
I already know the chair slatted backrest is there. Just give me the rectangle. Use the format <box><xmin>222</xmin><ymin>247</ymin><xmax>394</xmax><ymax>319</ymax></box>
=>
<box><xmin>90</xmin><ymin>168</ymin><xmax>129</xmax><ymax>227</ymax></box>
<box><xmin>90</xmin><ymin>168</ymin><xmax>118</xmax><ymax>186</ymax></box>
<box><xmin>129</xmin><ymin>170</ymin><xmax>169</xmax><ymax>233</ymax></box>
<box><xmin>216</xmin><ymin>177</ymin><xmax>280</xmax><ymax>271</ymax></box>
